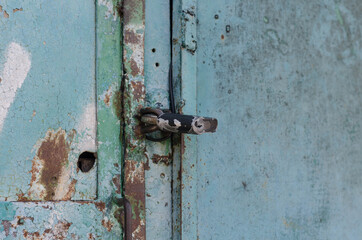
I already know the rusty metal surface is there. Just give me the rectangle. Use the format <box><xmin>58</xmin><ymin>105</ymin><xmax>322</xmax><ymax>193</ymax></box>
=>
<box><xmin>0</xmin><ymin>0</ymin><xmax>124</xmax><ymax>238</ymax></box>
<box><xmin>0</xmin><ymin>0</ymin><xmax>97</xmax><ymax>201</ymax></box>
<box><xmin>122</xmin><ymin>0</ymin><xmax>147</xmax><ymax>239</ymax></box>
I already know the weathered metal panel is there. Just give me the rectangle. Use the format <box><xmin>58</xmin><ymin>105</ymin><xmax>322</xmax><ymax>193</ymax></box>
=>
<box><xmin>144</xmin><ymin>0</ymin><xmax>173</xmax><ymax>239</ymax></box>
<box><xmin>0</xmin><ymin>0</ymin><xmax>97</xmax><ymax>201</ymax></box>
<box><xmin>179</xmin><ymin>0</ymin><xmax>362</xmax><ymax>239</ymax></box>
<box><xmin>122</xmin><ymin>0</ymin><xmax>147</xmax><ymax>239</ymax></box>
<box><xmin>0</xmin><ymin>0</ymin><xmax>124</xmax><ymax>238</ymax></box>
<box><xmin>172</xmin><ymin>0</ymin><xmax>200</xmax><ymax>239</ymax></box>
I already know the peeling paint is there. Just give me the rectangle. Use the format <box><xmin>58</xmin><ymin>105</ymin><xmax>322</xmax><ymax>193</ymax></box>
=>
<box><xmin>13</xmin><ymin>8</ymin><xmax>23</xmax><ymax>13</ymax></box>
<box><xmin>102</xmin><ymin>217</ymin><xmax>113</xmax><ymax>232</ymax></box>
<box><xmin>0</xmin><ymin>0</ymin><xmax>123</xmax><ymax>237</ymax></box>
<box><xmin>112</xmin><ymin>174</ymin><xmax>122</xmax><ymax>194</ymax></box>
<box><xmin>23</xmin><ymin>220</ymin><xmax>72</xmax><ymax>240</ymax></box>
<box><xmin>124</xmin><ymin>160</ymin><xmax>146</xmax><ymax>239</ymax></box>
<box><xmin>98</xmin><ymin>0</ymin><xmax>118</xmax><ymax>20</ymax></box>
<box><xmin>94</xmin><ymin>202</ymin><xmax>106</xmax><ymax>212</ymax></box>
<box><xmin>1</xmin><ymin>220</ymin><xmax>11</xmax><ymax>237</ymax></box>
<box><xmin>130</xmin><ymin>81</ymin><xmax>145</xmax><ymax>102</ymax></box>
<box><xmin>151</xmin><ymin>153</ymin><xmax>172</xmax><ymax>166</ymax></box>
<box><xmin>28</xmin><ymin>128</ymin><xmax>76</xmax><ymax>201</ymax></box>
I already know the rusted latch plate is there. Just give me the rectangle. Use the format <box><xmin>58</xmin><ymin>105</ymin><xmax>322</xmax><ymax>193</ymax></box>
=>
<box><xmin>140</xmin><ymin>108</ymin><xmax>218</xmax><ymax>141</ymax></box>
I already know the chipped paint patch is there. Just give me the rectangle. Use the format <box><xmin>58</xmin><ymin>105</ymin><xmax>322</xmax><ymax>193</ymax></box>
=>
<box><xmin>102</xmin><ymin>217</ymin><xmax>113</xmax><ymax>232</ymax></box>
<box><xmin>122</xmin><ymin>0</ymin><xmax>146</xmax><ymax>238</ymax></box>
<box><xmin>151</xmin><ymin>153</ymin><xmax>172</xmax><ymax>166</ymax></box>
<box><xmin>13</xmin><ymin>8</ymin><xmax>23</xmax><ymax>13</ymax></box>
<box><xmin>95</xmin><ymin>202</ymin><xmax>106</xmax><ymax>212</ymax></box>
<box><xmin>124</xmin><ymin>25</ymin><xmax>145</xmax><ymax>76</ymax></box>
<box><xmin>28</xmin><ymin>128</ymin><xmax>76</xmax><ymax>200</ymax></box>
<box><xmin>98</xmin><ymin>0</ymin><xmax>118</xmax><ymax>20</ymax></box>
<box><xmin>0</xmin><ymin>42</ymin><xmax>31</xmax><ymax>133</ymax></box>
<box><xmin>101</xmin><ymin>84</ymin><xmax>117</xmax><ymax>108</ymax></box>
<box><xmin>23</xmin><ymin>220</ymin><xmax>72</xmax><ymax>240</ymax></box>
<box><xmin>124</xmin><ymin>160</ymin><xmax>146</xmax><ymax>239</ymax></box>
<box><xmin>3</xmin><ymin>10</ymin><xmax>9</xmax><ymax>18</ymax></box>
<box><xmin>112</xmin><ymin>174</ymin><xmax>122</xmax><ymax>194</ymax></box>
<box><xmin>1</xmin><ymin>220</ymin><xmax>11</xmax><ymax>237</ymax></box>
<box><xmin>130</xmin><ymin>81</ymin><xmax>145</xmax><ymax>102</ymax></box>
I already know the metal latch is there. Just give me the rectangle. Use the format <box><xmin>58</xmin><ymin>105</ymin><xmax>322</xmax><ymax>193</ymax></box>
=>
<box><xmin>140</xmin><ymin>108</ymin><xmax>218</xmax><ymax>141</ymax></box>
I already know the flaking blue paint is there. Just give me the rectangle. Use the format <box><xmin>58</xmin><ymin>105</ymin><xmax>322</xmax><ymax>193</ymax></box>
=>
<box><xmin>0</xmin><ymin>0</ymin><xmax>97</xmax><ymax>201</ymax></box>
<box><xmin>0</xmin><ymin>0</ymin><xmax>124</xmax><ymax>238</ymax></box>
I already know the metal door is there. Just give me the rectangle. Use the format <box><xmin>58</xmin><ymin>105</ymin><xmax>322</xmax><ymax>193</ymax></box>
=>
<box><xmin>0</xmin><ymin>0</ymin><xmax>124</xmax><ymax>238</ymax></box>
<box><xmin>173</xmin><ymin>0</ymin><xmax>362</xmax><ymax>239</ymax></box>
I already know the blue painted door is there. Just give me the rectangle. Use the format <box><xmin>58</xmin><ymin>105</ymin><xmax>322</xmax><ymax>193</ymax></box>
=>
<box><xmin>174</xmin><ymin>0</ymin><xmax>362</xmax><ymax>239</ymax></box>
<box><xmin>0</xmin><ymin>1</ymin><xmax>124</xmax><ymax>238</ymax></box>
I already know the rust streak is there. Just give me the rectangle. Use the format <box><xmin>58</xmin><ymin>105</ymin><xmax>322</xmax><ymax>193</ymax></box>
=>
<box><xmin>63</xmin><ymin>179</ymin><xmax>77</xmax><ymax>200</ymax></box>
<box><xmin>124</xmin><ymin>160</ymin><xmax>146</xmax><ymax>239</ymax></box>
<box><xmin>112</xmin><ymin>174</ymin><xmax>122</xmax><ymax>194</ymax></box>
<box><xmin>112</xmin><ymin>89</ymin><xmax>123</xmax><ymax>120</ymax></box>
<box><xmin>16</xmin><ymin>192</ymin><xmax>30</xmax><ymax>201</ymax></box>
<box><xmin>151</xmin><ymin>153</ymin><xmax>172</xmax><ymax>166</ymax></box>
<box><xmin>94</xmin><ymin>201</ymin><xmax>106</xmax><ymax>212</ymax></box>
<box><xmin>1</xmin><ymin>220</ymin><xmax>11</xmax><ymax>237</ymax></box>
<box><xmin>130</xmin><ymin>81</ymin><xmax>145</xmax><ymax>102</ymax></box>
<box><xmin>13</xmin><ymin>8</ymin><xmax>23</xmax><ymax>13</ymax></box>
<box><xmin>101</xmin><ymin>219</ymin><xmax>113</xmax><ymax>232</ymax></box>
<box><xmin>122</xmin><ymin>0</ymin><xmax>145</xmax><ymax>25</ymax></box>
<box><xmin>28</xmin><ymin>129</ymin><xmax>75</xmax><ymax>201</ymax></box>
<box><xmin>104</xmin><ymin>86</ymin><xmax>112</xmax><ymax>107</ymax></box>
<box><xmin>124</xmin><ymin>29</ymin><xmax>141</xmax><ymax>44</ymax></box>
<box><xmin>130</xmin><ymin>59</ymin><xmax>141</xmax><ymax>77</ymax></box>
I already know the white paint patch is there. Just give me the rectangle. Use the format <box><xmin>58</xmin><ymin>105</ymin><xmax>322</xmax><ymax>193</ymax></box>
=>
<box><xmin>75</xmin><ymin>103</ymin><xmax>97</xmax><ymax>153</ymax></box>
<box><xmin>98</xmin><ymin>0</ymin><xmax>117</xmax><ymax>21</ymax></box>
<box><xmin>157</xmin><ymin>118</ymin><xmax>181</xmax><ymax>133</ymax></box>
<box><xmin>191</xmin><ymin>117</ymin><xmax>205</xmax><ymax>135</ymax></box>
<box><xmin>0</xmin><ymin>42</ymin><xmax>31</xmax><ymax>133</ymax></box>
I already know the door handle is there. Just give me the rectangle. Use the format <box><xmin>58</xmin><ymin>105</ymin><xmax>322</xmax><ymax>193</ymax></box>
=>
<box><xmin>140</xmin><ymin>108</ymin><xmax>218</xmax><ymax>141</ymax></box>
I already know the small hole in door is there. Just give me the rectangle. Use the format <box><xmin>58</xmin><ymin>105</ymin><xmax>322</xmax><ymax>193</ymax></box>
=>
<box><xmin>155</xmin><ymin>62</ymin><xmax>160</xmax><ymax>67</ymax></box>
<box><xmin>152</xmin><ymin>48</ymin><xmax>156</xmax><ymax>53</ymax></box>
<box><xmin>77</xmin><ymin>151</ymin><xmax>96</xmax><ymax>173</ymax></box>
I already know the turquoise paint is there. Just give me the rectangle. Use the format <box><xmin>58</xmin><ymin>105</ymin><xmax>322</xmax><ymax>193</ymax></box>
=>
<box><xmin>0</xmin><ymin>0</ymin><xmax>97</xmax><ymax>200</ymax></box>
<box><xmin>177</xmin><ymin>0</ymin><xmax>362</xmax><ymax>239</ymax></box>
<box><xmin>144</xmin><ymin>0</ymin><xmax>173</xmax><ymax>239</ymax></box>
<box><xmin>0</xmin><ymin>0</ymin><xmax>124</xmax><ymax>238</ymax></box>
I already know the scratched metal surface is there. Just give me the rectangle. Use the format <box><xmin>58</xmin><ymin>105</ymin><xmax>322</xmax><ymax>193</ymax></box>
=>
<box><xmin>144</xmin><ymin>0</ymin><xmax>173</xmax><ymax>239</ymax></box>
<box><xmin>0</xmin><ymin>0</ymin><xmax>124</xmax><ymax>238</ymax></box>
<box><xmin>180</xmin><ymin>0</ymin><xmax>362</xmax><ymax>239</ymax></box>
